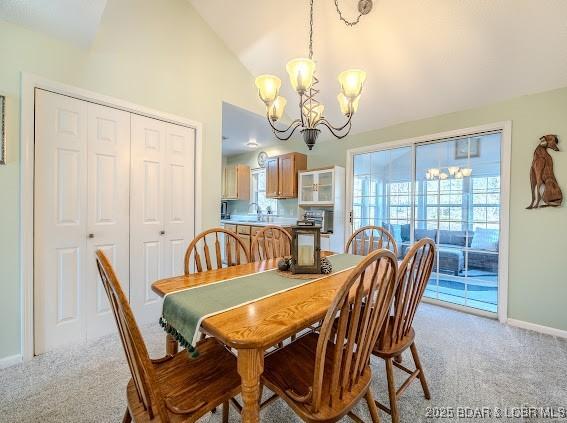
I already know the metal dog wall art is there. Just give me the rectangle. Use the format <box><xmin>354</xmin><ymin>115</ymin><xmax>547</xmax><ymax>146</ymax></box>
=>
<box><xmin>527</xmin><ymin>134</ymin><xmax>563</xmax><ymax>209</ymax></box>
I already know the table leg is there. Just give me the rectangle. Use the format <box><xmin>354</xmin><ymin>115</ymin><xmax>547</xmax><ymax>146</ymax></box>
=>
<box><xmin>166</xmin><ymin>334</ymin><xmax>178</xmax><ymax>355</ymax></box>
<box><xmin>237</xmin><ymin>348</ymin><xmax>264</xmax><ymax>423</ymax></box>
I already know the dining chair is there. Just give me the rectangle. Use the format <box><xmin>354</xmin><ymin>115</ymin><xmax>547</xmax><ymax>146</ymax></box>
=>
<box><xmin>184</xmin><ymin>227</ymin><xmax>249</xmax><ymax>275</ymax></box>
<box><xmin>250</xmin><ymin>226</ymin><xmax>292</xmax><ymax>262</ymax></box>
<box><xmin>261</xmin><ymin>248</ymin><xmax>399</xmax><ymax>423</ymax></box>
<box><xmin>371</xmin><ymin>238</ymin><xmax>436</xmax><ymax>423</ymax></box>
<box><xmin>345</xmin><ymin>225</ymin><xmax>399</xmax><ymax>257</ymax></box>
<box><xmin>95</xmin><ymin>250</ymin><xmax>241</xmax><ymax>423</ymax></box>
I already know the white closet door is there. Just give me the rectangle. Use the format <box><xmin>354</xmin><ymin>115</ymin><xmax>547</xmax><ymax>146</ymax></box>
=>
<box><xmin>130</xmin><ymin>115</ymin><xmax>195</xmax><ymax>325</ymax></box>
<box><xmin>129</xmin><ymin>115</ymin><xmax>166</xmax><ymax>325</ymax></box>
<box><xmin>34</xmin><ymin>90</ymin><xmax>88</xmax><ymax>354</ymax></box>
<box><xmin>85</xmin><ymin>103</ymin><xmax>131</xmax><ymax>341</ymax></box>
<box><xmin>163</xmin><ymin>124</ymin><xmax>195</xmax><ymax>277</ymax></box>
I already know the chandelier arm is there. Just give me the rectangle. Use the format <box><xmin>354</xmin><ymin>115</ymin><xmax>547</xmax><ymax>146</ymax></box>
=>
<box><xmin>267</xmin><ymin>116</ymin><xmax>303</xmax><ymax>140</ymax></box>
<box><xmin>317</xmin><ymin>118</ymin><xmax>352</xmax><ymax>139</ymax></box>
<box><xmin>271</xmin><ymin>121</ymin><xmax>303</xmax><ymax>141</ymax></box>
<box><xmin>319</xmin><ymin>112</ymin><xmax>353</xmax><ymax>132</ymax></box>
<box><xmin>266</xmin><ymin>114</ymin><xmax>302</xmax><ymax>134</ymax></box>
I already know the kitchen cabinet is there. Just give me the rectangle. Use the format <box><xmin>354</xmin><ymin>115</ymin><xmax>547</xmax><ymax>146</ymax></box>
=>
<box><xmin>266</xmin><ymin>152</ymin><xmax>307</xmax><ymax>199</ymax></box>
<box><xmin>299</xmin><ymin>167</ymin><xmax>337</xmax><ymax>206</ymax></box>
<box><xmin>298</xmin><ymin>166</ymin><xmax>345</xmax><ymax>253</ymax></box>
<box><xmin>222</xmin><ymin>222</ymin><xmax>293</xmax><ymax>258</ymax></box>
<box><xmin>222</xmin><ymin>164</ymin><xmax>250</xmax><ymax>200</ymax></box>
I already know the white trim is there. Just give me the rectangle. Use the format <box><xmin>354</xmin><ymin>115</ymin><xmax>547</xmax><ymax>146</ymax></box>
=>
<box><xmin>345</xmin><ymin>121</ymin><xmax>512</xmax><ymax>323</ymax></box>
<box><xmin>498</xmin><ymin>121</ymin><xmax>512</xmax><ymax>323</ymax></box>
<box><xmin>20</xmin><ymin>73</ymin><xmax>204</xmax><ymax>361</ymax></box>
<box><xmin>507</xmin><ymin>318</ymin><xmax>567</xmax><ymax>339</ymax></box>
<box><xmin>0</xmin><ymin>354</ymin><xmax>23</xmax><ymax>369</ymax></box>
<box><xmin>422</xmin><ymin>297</ymin><xmax>497</xmax><ymax>320</ymax></box>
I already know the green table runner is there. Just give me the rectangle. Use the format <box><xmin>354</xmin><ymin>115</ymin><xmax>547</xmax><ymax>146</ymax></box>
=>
<box><xmin>160</xmin><ymin>254</ymin><xmax>363</xmax><ymax>356</ymax></box>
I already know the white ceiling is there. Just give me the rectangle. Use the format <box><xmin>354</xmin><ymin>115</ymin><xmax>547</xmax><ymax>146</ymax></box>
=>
<box><xmin>222</xmin><ymin>102</ymin><xmax>280</xmax><ymax>157</ymax></box>
<box><xmin>0</xmin><ymin>0</ymin><xmax>107</xmax><ymax>47</ymax></box>
<box><xmin>191</xmin><ymin>0</ymin><xmax>567</xmax><ymax>137</ymax></box>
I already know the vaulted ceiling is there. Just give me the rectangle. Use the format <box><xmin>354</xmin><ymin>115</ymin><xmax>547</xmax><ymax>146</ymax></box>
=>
<box><xmin>190</xmin><ymin>0</ymin><xmax>567</xmax><ymax>135</ymax></box>
<box><xmin>0</xmin><ymin>0</ymin><xmax>107</xmax><ymax>47</ymax></box>
<box><xmin>3</xmin><ymin>1</ymin><xmax>567</xmax><ymax>137</ymax></box>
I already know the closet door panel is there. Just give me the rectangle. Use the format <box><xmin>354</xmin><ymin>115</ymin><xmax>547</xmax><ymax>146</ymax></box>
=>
<box><xmin>34</xmin><ymin>90</ymin><xmax>88</xmax><ymax>354</ymax></box>
<box><xmin>85</xmin><ymin>103</ymin><xmax>131</xmax><ymax>341</ymax></box>
<box><xmin>163</xmin><ymin>124</ymin><xmax>195</xmax><ymax>278</ymax></box>
<box><xmin>130</xmin><ymin>115</ymin><xmax>166</xmax><ymax>325</ymax></box>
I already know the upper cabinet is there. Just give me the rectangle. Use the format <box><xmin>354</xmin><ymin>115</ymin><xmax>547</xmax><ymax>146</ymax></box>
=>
<box><xmin>299</xmin><ymin>167</ymin><xmax>340</xmax><ymax>206</ymax></box>
<box><xmin>222</xmin><ymin>164</ymin><xmax>250</xmax><ymax>200</ymax></box>
<box><xmin>266</xmin><ymin>152</ymin><xmax>307</xmax><ymax>199</ymax></box>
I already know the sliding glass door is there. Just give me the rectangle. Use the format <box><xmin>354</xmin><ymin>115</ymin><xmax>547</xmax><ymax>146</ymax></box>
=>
<box><xmin>350</xmin><ymin>131</ymin><xmax>502</xmax><ymax>314</ymax></box>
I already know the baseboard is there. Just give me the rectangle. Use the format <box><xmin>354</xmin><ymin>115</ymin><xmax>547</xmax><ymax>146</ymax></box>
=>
<box><xmin>0</xmin><ymin>354</ymin><xmax>22</xmax><ymax>369</ymax></box>
<box><xmin>507</xmin><ymin>318</ymin><xmax>567</xmax><ymax>339</ymax></box>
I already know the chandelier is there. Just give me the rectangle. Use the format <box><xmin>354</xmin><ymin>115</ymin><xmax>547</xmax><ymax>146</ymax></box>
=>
<box><xmin>254</xmin><ymin>0</ymin><xmax>372</xmax><ymax>150</ymax></box>
<box><xmin>426</xmin><ymin>166</ymin><xmax>473</xmax><ymax>180</ymax></box>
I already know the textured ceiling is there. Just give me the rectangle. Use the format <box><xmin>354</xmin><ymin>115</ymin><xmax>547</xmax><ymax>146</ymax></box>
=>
<box><xmin>190</xmin><ymin>0</ymin><xmax>567</xmax><ymax>136</ymax></box>
<box><xmin>0</xmin><ymin>0</ymin><xmax>107</xmax><ymax>47</ymax></box>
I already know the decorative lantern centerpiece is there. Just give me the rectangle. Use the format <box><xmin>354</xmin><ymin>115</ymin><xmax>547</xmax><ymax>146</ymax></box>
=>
<box><xmin>291</xmin><ymin>225</ymin><xmax>321</xmax><ymax>274</ymax></box>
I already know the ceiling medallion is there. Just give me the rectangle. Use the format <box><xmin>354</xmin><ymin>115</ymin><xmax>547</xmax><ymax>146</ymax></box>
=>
<box><xmin>254</xmin><ymin>0</ymin><xmax>371</xmax><ymax>150</ymax></box>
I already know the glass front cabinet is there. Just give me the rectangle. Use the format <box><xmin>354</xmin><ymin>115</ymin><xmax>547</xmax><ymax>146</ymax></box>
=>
<box><xmin>299</xmin><ymin>168</ymin><xmax>335</xmax><ymax>206</ymax></box>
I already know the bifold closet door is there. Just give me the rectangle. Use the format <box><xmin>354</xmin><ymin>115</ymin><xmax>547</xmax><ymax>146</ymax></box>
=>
<box><xmin>85</xmin><ymin>103</ymin><xmax>131</xmax><ymax>341</ymax></box>
<box><xmin>130</xmin><ymin>115</ymin><xmax>195</xmax><ymax>326</ymax></box>
<box><xmin>34</xmin><ymin>90</ymin><xmax>130</xmax><ymax>354</ymax></box>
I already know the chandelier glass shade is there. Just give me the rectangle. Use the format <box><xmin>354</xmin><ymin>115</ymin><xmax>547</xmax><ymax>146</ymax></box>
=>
<box><xmin>426</xmin><ymin>166</ymin><xmax>473</xmax><ymax>180</ymax></box>
<box><xmin>254</xmin><ymin>0</ymin><xmax>370</xmax><ymax>150</ymax></box>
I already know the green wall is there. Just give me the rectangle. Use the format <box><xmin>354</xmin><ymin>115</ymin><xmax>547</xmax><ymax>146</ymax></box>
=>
<box><xmin>230</xmin><ymin>87</ymin><xmax>567</xmax><ymax>332</ymax></box>
<box><xmin>0</xmin><ymin>0</ymin><xmax>263</xmax><ymax>360</ymax></box>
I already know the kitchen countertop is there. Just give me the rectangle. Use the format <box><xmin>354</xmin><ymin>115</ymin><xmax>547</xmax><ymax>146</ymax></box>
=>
<box><xmin>220</xmin><ymin>219</ymin><xmax>293</xmax><ymax>227</ymax></box>
<box><xmin>220</xmin><ymin>219</ymin><xmax>332</xmax><ymax>236</ymax></box>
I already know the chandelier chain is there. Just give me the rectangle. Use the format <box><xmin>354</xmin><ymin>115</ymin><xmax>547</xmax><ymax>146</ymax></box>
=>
<box><xmin>309</xmin><ymin>0</ymin><xmax>314</xmax><ymax>59</ymax></box>
<box><xmin>334</xmin><ymin>0</ymin><xmax>363</xmax><ymax>26</ymax></box>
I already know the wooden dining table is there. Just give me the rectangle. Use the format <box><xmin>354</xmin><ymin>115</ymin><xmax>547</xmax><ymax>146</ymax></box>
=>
<box><xmin>151</xmin><ymin>254</ymin><xmax>364</xmax><ymax>423</ymax></box>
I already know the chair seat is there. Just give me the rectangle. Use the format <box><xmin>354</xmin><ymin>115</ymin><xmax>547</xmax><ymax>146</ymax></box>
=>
<box><xmin>373</xmin><ymin>316</ymin><xmax>415</xmax><ymax>358</ymax></box>
<box><xmin>127</xmin><ymin>338</ymin><xmax>241</xmax><ymax>422</ymax></box>
<box><xmin>262</xmin><ymin>333</ymin><xmax>372</xmax><ymax>423</ymax></box>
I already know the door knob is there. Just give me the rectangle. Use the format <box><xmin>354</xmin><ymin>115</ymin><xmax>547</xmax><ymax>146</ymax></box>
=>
<box><xmin>160</xmin><ymin>230</ymin><xmax>166</xmax><ymax>235</ymax></box>
<box><xmin>88</xmin><ymin>233</ymin><xmax>95</xmax><ymax>239</ymax></box>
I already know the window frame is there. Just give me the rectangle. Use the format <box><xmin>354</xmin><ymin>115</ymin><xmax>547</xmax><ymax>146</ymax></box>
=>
<box><xmin>345</xmin><ymin>122</ymin><xmax>511</xmax><ymax>322</ymax></box>
<box><xmin>250</xmin><ymin>168</ymin><xmax>277</xmax><ymax>215</ymax></box>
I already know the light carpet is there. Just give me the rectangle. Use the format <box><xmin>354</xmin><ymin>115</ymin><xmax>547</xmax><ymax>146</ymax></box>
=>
<box><xmin>1</xmin><ymin>303</ymin><xmax>566</xmax><ymax>422</ymax></box>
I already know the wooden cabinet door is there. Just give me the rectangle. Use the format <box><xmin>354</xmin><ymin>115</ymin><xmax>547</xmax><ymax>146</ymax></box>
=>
<box><xmin>221</xmin><ymin>167</ymin><xmax>227</xmax><ymax>198</ymax></box>
<box><xmin>278</xmin><ymin>153</ymin><xmax>296</xmax><ymax>198</ymax></box>
<box><xmin>239</xmin><ymin>234</ymin><xmax>251</xmax><ymax>259</ymax></box>
<box><xmin>266</xmin><ymin>157</ymin><xmax>279</xmax><ymax>198</ymax></box>
<box><xmin>225</xmin><ymin>165</ymin><xmax>238</xmax><ymax>199</ymax></box>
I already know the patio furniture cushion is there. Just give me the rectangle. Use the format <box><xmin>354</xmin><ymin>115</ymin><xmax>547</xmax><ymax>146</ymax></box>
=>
<box><xmin>415</xmin><ymin>229</ymin><xmax>437</xmax><ymax>241</ymax></box>
<box><xmin>438</xmin><ymin>230</ymin><xmax>468</xmax><ymax>247</ymax></box>
<box><xmin>470</xmin><ymin>228</ymin><xmax>499</xmax><ymax>251</ymax></box>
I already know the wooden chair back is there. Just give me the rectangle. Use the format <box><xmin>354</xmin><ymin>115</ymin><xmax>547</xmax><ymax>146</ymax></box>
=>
<box><xmin>345</xmin><ymin>225</ymin><xmax>398</xmax><ymax>257</ymax></box>
<box><xmin>184</xmin><ymin>228</ymin><xmax>250</xmax><ymax>275</ymax></box>
<box><xmin>311</xmin><ymin>249</ymin><xmax>399</xmax><ymax>413</ymax></box>
<box><xmin>95</xmin><ymin>250</ymin><xmax>169</xmax><ymax>421</ymax></box>
<box><xmin>379</xmin><ymin>238</ymin><xmax>436</xmax><ymax>350</ymax></box>
<box><xmin>250</xmin><ymin>226</ymin><xmax>292</xmax><ymax>262</ymax></box>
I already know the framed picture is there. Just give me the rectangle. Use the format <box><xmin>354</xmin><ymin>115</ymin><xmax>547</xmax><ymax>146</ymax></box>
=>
<box><xmin>455</xmin><ymin>137</ymin><xmax>480</xmax><ymax>160</ymax></box>
<box><xmin>0</xmin><ymin>95</ymin><xmax>5</xmax><ymax>165</ymax></box>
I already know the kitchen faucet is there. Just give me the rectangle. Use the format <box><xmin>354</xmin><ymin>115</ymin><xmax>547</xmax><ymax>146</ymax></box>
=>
<box><xmin>249</xmin><ymin>202</ymin><xmax>263</xmax><ymax>222</ymax></box>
